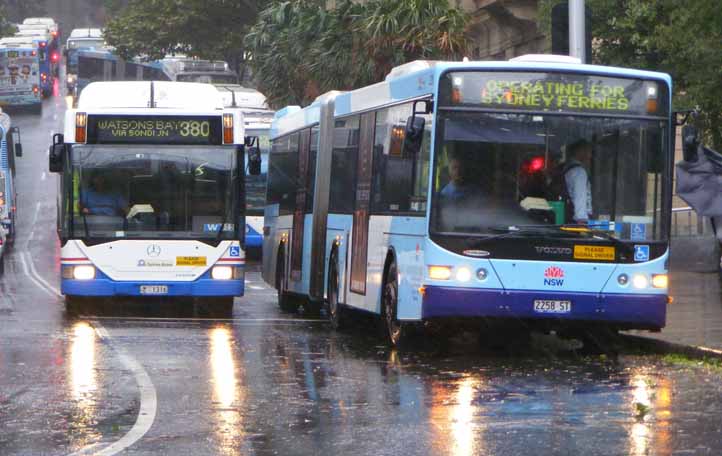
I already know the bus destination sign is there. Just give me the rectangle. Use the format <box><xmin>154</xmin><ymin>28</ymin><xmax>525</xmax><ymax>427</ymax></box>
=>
<box><xmin>441</xmin><ymin>72</ymin><xmax>669</xmax><ymax>116</ymax></box>
<box><xmin>87</xmin><ymin>115</ymin><xmax>223</xmax><ymax>145</ymax></box>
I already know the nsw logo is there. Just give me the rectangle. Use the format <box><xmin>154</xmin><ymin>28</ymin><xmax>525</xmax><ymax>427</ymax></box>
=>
<box><xmin>543</xmin><ymin>266</ymin><xmax>565</xmax><ymax>287</ymax></box>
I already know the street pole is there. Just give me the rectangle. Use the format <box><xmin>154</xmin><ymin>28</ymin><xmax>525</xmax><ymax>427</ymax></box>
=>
<box><xmin>569</xmin><ymin>0</ymin><xmax>586</xmax><ymax>62</ymax></box>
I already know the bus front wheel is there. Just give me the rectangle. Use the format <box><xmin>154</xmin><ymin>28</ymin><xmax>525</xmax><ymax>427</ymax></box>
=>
<box><xmin>276</xmin><ymin>245</ymin><xmax>298</xmax><ymax>313</ymax></box>
<box><xmin>383</xmin><ymin>261</ymin><xmax>409</xmax><ymax>347</ymax></box>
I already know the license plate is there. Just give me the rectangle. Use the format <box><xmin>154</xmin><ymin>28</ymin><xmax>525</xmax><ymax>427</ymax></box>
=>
<box><xmin>140</xmin><ymin>285</ymin><xmax>168</xmax><ymax>295</ymax></box>
<box><xmin>533</xmin><ymin>299</ymin><xmax>571</xmax><ymax>314</ymax></box>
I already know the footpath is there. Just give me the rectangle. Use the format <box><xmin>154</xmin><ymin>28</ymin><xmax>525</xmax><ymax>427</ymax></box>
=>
<box><xmin>633</xmin><ymin>269</ymin><xmax>722</xmax><ymax>352</ymax></box>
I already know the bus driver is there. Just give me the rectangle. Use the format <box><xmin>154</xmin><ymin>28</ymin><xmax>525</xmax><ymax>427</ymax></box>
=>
<box><xmin>80</xmin><ymin>173</ymin><xmax>128</xmax><ymax>216</ymax></box>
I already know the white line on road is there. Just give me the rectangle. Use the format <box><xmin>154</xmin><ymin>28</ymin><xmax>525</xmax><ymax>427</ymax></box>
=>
<box><xmin>65</xmin><ymin>327</ymin><xmax>158</xmax><ymax>456</ymax></box>
<box><xmin>85</xmin><ymin>316</ymin><xmax>325</xmax><ymax>323</ymax></box>
<box><xmin>16</xmin><ymin>212</ymin><xmax>158</xmax><ymax>456</ymax></box>
<box><xmin>41</xmin><ymin>172</ymin><xmax>46</xmax><ymax>181</ymax></box>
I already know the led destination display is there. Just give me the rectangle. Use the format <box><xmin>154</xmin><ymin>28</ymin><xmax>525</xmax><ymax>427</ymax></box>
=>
<box><xmin>441</xmin><ymin>71</ymin><xmax>669</xmax><ymax>116</ymax></box>
<box><xmin>87</xmin><ymin>115</ymin><xmax>224</xmax><ymax>145</ymax></box>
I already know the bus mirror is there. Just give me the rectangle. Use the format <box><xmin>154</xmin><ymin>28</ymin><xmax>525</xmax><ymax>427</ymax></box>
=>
<box><xmin>682</xmin><ymin>124</ymin><xmax>699</xmax><ymax>162</ymax></box>
<box><xmin>403</xmin><ymin>116</ymin><xmax>425</xmax><ymax>156</ymax></box>
<box><xmin>49</xmin><ymin>133</ymin><xmax>65</xmax><ymax>173</ymax></box>
<box><xmin>248</xmin><ymin>147</ymin><xmax>261</xmax><ymax>176</ymax></box>
<box><xmin>49</xmin><ymin>144</ymin><xmax>65</xmax><ymax>173</ymax></box>
<box><xmin>9</xmin><ymin>127</ymin><xmax>22</xmax><ymax>157</ymax></box>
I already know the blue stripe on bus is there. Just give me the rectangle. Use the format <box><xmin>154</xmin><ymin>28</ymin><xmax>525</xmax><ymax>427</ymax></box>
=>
<box><xmin>421</xmin><ymin>285</ymin><xmax>666</xmax><ymax>329</ymax></box>
<box><xmin>61</xmin><ymin>267</ymin><xmax>244</xmax><ymax>297</ymax></box>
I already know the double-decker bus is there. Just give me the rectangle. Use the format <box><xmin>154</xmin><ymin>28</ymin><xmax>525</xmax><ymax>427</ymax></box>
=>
<box><xmin>218</xmin><ymin>85</ymin><xmax>274</xmax><ymax>251</ymax></box>
<box><xmin>160</xmin><ymin>57</ymin><xmax>239</xmax><ymax>85</ymax></box>
<box><xmin>264</xmin><ymin>55</ymin><xmax>673</xmax><ymax>346</ymax></box>
<box><xmin>15</xmin><ymin>26</ymin><xmax>58</xmax><ymax>96</ymax></box>
<box><xmin>74</xmin><ymin>48</ymin><xmax>168</xmax><ymax>99</ymax></box>
<box><xmin>48</xmin><ymin>81</ymin><xmax>250</xmax><ymax>311</ymax></box>
<box><xmin>0</xmin><ymin>109</ymin><xmax>23</xmax><ymax>263</ymax></box>
<box><xmin>0</xmin><ymin>38</ymin><xmax>42</xmax><ymax>113</ymax></box>
<box><xmin>65</xmin><ymin>28</ymin><xmax>104</xmax><ymax>93</ymax></box>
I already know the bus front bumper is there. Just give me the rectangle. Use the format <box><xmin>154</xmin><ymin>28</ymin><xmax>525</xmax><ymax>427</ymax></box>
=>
<box><xmin>421</xmin><ymin>286</ymin><xmax>667</xmax><ymax>330</ymax></box>
<box><xmin>62</xmin><ymin>272</ymin><xmax>244</xmax><ymax>297</ymax></box>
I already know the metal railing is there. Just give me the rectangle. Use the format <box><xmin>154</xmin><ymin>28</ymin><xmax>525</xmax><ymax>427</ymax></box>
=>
<box><xmin>671</xmin><ymin>206</ymin><xmax>713</xmax><ymax>238</ymax></box>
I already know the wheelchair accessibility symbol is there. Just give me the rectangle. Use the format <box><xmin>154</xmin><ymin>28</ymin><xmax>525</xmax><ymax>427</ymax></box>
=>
<box><xmin>229</xmin><ymin>246</ymin><xmax>240</xmax><ymax>257</ymax></box>
<box><xmin>634</xmin><ymin>245</ymin><xmax>650</xmax><ymax>262</ymax></box>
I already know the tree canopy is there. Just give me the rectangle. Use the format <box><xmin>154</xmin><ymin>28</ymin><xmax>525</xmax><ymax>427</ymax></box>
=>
<box><xmin>543</xmin><ymin>0</ymin><xmax>722</xmax><ymax>149</ymax></box>
<box><xmin>103</xmin><ymin>0</ymin><xmax>264</xmax><ymax>76</ymax></box>
<box><xmin>244</xmin><ymin>0</ymin><xmax>469</xmax><ymax>108</ymax></box>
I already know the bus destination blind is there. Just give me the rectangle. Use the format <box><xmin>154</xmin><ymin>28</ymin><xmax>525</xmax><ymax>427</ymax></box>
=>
<box><xmin>441</xmin><ymin>71</ymin><xmax>669</xmax><ymax>116</ymax></box>
<box><xmin>87</xmin><ymin>115</ymin><xmax>223</xmax><ymax>145</ymax></box>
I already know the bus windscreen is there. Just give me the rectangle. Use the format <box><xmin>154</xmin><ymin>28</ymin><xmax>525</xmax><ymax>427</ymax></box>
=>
<box><xmin>86</xmin><ymin>115</ymin><xmax>224</xmax><ymax>145</ymax></box>
<box><xmin>439</xmin><ymin>72</ymin><xmax>669</xmax><ymax>117</ymax></box>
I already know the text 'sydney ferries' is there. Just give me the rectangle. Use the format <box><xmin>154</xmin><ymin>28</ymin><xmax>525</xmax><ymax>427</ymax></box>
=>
<box><xmin>481</xmin><ymin>80</ymin><xmax>630</xmax><ymax>111</ymax></box>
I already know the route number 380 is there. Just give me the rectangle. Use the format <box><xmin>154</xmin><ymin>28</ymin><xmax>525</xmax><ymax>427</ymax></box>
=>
<box><xmin>179</xmin><ymin>121</ymin><xmax>210</xmax><ymax>137</ymax></box>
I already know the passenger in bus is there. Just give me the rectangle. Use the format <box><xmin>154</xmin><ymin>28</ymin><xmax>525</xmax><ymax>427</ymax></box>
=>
<box><xmin>563</xmin><ymin>138</ymin><xmax>593</xmax><ymax>223</ymax></box>
<box><xmin>80</xmin><ymin>173</ymin><xmax>128</xmax><ymax>217</ymax></box>
<box><xmin>440</xmin><ymin>153</ymin><xmax>483</xmax><ymax>201</ymax></box>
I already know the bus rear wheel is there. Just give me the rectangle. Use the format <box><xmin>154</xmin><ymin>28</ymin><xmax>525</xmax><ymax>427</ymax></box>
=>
<box><xmin>327</xmin><ymin>250</ymin><xmax>345</xmax><ymax>329</ymax></box>
<box><xmin>276</xmin><ymin>246</ymin><xmax>298</xmax><ymax>313</ymax></box>
<box><xmin>383</xmin><ymin>261</ymin><xmax>409</xmax><ymax>347</ymax></box>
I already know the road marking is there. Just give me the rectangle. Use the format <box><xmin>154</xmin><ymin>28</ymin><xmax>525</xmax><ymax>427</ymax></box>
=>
<box><xmin>16</xmin><ymin>211</ymin><xmax>158</xmax><ymax>456</ymax></box>
<box><xmin>66</xmin><ymin>326</ymin><xmax>158</xmax><ymax>456</ymax></box>
<box><xmin>41</xmin><ymin>172</ymin><xmax>46</xmax><ymax>181</ymax></box>
<box><xmin>18</xmin><ymin>253</ymin><xmax>57</xmax><ymax>298</ymax></box>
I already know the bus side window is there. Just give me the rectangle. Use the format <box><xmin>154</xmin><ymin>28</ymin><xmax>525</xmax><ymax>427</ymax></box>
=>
<box><xmin>267</xmin><ymin>133</ymin><xmax>299</xmax><ymax>216</ymax></box>
<box><xmin>329</xmin><ymin>116</ymin><xmax>360</xmax><ymax>214</ymax></box>
<box><xmin>371</xmin><ymin>103</ymin><xmax>431</xmax><ymax>214</ymax></box>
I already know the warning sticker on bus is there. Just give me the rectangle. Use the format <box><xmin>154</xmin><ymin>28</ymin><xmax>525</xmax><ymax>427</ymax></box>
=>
<box><xmin>176</xmin><ymin>256</ymin><xmax>207</xmax><ymax>266</ymax></box>
<box><xmin>573</xmin><ymin>245</ymin><xmax>615</xmax><ymax>261</ymax></box>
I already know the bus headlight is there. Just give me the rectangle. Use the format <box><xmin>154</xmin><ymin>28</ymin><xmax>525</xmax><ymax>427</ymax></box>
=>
<box><xmin>72</xmin><ymin>265</ymin><xmax>96</xmax><ymax>280</ymax></box>
<box><xmin>428</xmin><ymin>266</ymin><xmax>452</xmax><ymax>280</ymax></box>
<box><xmin>212</xmin><ymin>266</ymin><xmax>233</xmax><ymax>280</ymax></box>
<box><xmin>632</xmin><ymin>274</ymin><xmax>649</xmax><ymax>289</ymax></box>
<box><xmin>456</xmin><ymin>267</ymin><xmax>472</xmax><ymax>282</ymax></box>
<box><xmin>652</xmin><ymin>274</ymin><xmax>668</xmax><ymax>289</ymax></box>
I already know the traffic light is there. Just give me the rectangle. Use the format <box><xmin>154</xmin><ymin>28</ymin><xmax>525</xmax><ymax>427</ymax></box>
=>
<box><xmin>551</xmin><ymin>2</ymin><xmax>592</xmax><ymax>63</ymax></box>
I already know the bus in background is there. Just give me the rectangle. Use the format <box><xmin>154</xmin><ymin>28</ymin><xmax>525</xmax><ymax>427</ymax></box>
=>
<box><xmin>48</xmin><ymin>81</ymin><xmax>251</xmax><ymax>312</ymax></box>
<box><xmin>0</xmin><ymin>108</ymin><xmax>23</xmax><ymax>253</ymax></box>
<box><xmin>160</xmin><ymin>57</ymin><xmax>239</xmax><ymax>85</ymax></box>
<box><xmin>218</xmin><ymin>85</ymin><xmax>274</xmax><ymax>253</ymax></box>
<box><xmin>20</xmin><ymin>18</ymin><xmax>61</xmax><ymax>76</ymax></box>
<box><xmin>65</xmin><ymin>28</ymin><xmax>104</xmax><ymax>93</ymax></box>
<box><xmin>15</xmin><ymin>26</ymin><xmax>58</xmax><ymax>96</ymax></box>
<box><xmin>0</xmin><ymin>38</ymin><xmax>42</xmax><ymax>113</ymax></box>
<box><xmin>264</xmin><ymin>55</ymin><xmax>673</xmax><ymax>346</ymax></box>
<box><xmin>74</xmin><ymin>48</ymin><xmax>168</xmax><ymax>99</ymax></box>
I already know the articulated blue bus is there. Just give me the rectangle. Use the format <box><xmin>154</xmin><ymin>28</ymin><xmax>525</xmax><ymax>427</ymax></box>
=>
<box><xmin>0</xmin><ymin>110</ymin><xmax>23</xmax><ymax>250</ymax></box>
<box><xmin>74</xmin><ymin>48</ymin><xmax>169</xmax><ymax>100</ymax></box>
<box><xmin>65</xmin><ymin>28</ymin><xmax>105</xmax><ymax>93</ymax></box>
<box><xmin>264</xmin><ymin>55</ymin><xmax>673</xmax><ymax>346</ymax></box>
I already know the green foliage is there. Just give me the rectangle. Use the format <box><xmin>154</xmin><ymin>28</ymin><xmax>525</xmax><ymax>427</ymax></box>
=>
<box><xmin>104</xmin><ymin>0</ymin><xmax>264</xmax><ymax>74</ymax></box>
<box><xmin>0</xmin><ymin>7</ymin><xmax>17</xmax><ymax>38</ymax></box>
<box><xmin>540</xmin><ymin>0</ymin><xmax>722</xmax><ymax>149</ymax></box>
<box><xmin>244</xmin><ymin>0</ymin><xmax>469</xmax><ymax>108</ymax></box>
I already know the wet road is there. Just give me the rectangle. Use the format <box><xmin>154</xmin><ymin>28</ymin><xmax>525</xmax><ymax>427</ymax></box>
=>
<box><xmin>1</xmin><ymin>91</ymin><xmax>722</xmax><ymax>456</ymax></box>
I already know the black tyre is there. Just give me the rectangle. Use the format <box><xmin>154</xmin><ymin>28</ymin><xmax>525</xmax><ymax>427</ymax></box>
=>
<box><xmin>65</xmin><ymin>295</ymin><xmax>83</xmax><ymax>315</ymax></box>
<box><xmin>0</xmin><ymin>254</ymin><xmax>5</xmax><ymax>276</ymax></box>
<box><xmin>382</xmin><ymin>261</ymin><xmax>409</xmax><ymax>346</ymax></box>
<box><xmin>205</xmin><ymin>297</ymin><xmax>234</xmax><ymax>317</ymax></box>
<box><xmin>327</xmin><ymin>249</ymin><xmax>345</xmax><ymax>329</ymax></box>
<box><xmin>276</xmin><ymin>245</ymin><xmax>298</xmax><ymax>313</ymax></box>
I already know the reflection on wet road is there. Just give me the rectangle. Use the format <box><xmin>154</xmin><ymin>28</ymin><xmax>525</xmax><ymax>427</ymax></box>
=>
<box><xmin>1</xmin><ymin>90</ymin><xmax>722</xmax><ymax>456</ymax></box>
